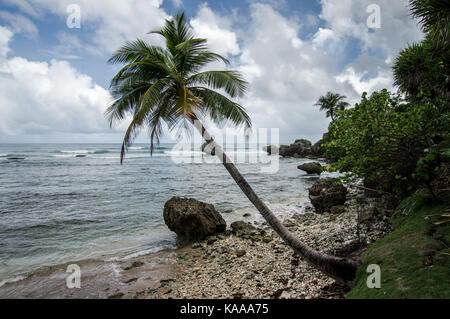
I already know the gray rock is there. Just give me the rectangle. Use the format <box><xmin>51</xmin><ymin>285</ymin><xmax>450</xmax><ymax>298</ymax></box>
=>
<box><xmin>163</xmin><ymin>197</ymin><xmax>226</xmax><ymax>244</ymax></box>
<box><xmin>236</xmin><ymin>249</ymin><xmax>246</xmax><ymax>257</ymax></box>
<box><xmin>263</xmin><ymin>145</ymin><xmax>279</xmax><ymax>155</ymax></box>
<box><xmin>279</xmin><ymin>139</ymin><xmax>316</xmax><ymax>158</ymax></box>
<box><xmin>308</xmin><ymin>178</ymin><xmax>347</xmax><ymax>213</ymax></box>
<box><xmin>230</xmin><ymin>221</ymin><xmax>258</xmax><ymax>238</ymax></box>
<box><xmin>297</xmin><ymin>162</ymin><xmax>322</xmax><ymax>175</ymax></box>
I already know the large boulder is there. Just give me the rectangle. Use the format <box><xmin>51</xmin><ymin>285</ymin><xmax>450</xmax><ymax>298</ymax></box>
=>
<box><xmin>297</xmin><ymin>162</ymin><xmax>322</xmax><ymax>175</ymax></box>
<box><xmin>294</xmin><ymin>139</ymin><xmax>312</xmax><ymax>148</ymax></box>
<box><xmin>279</xmin><ymin>139</ymin><xmax>315</xmax><ymax>158</ymax></box>
<box><xmin>163</xmin><ymin>197</ymin><xmax>226</xmax><ymax>243</ymax></box>
<box><xmin>201</xmin><ymin>141</ymin><xmax>216</xmax><ymax>156</ymax></box>
<box><xmin>263</xmin><ymin>145</ymin><xmax>279</xmax><ymax>155</ymax></box>
<box><xmin>308</xmin><ymin>178</ymin><xmax>347</xmax><ymax>213</ymax></box>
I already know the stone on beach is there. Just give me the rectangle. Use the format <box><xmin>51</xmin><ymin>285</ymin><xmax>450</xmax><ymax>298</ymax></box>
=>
<box><xmin>297</xmin><ymin>162</ymin><xmax>322</xmax><ymax>175</ymax></box>
<box><xmin>163</xmin><ymin>197</ymin><xmax>226</xmax><ymax>244</ymax></box>
<box><xmin>308</xmin><ymin>178</ymin><xmax>347</xmax><ymax>213</ymax></box>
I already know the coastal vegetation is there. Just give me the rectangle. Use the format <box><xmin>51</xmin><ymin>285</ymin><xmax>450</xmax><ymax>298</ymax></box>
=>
<box><xmin>315</xmin><ymin>0</ymin><xmax>449</xmax><ymax>298</ymax></box>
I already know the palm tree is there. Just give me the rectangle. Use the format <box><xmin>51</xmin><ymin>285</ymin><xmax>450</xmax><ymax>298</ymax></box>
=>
<box><xmin>314</xmin><ymin>92</ymin><xmax>349</xmax><ymax>122</ymax></box>
<box><xmin>106</xmin><ymin>13</ymin><xmax>358</xmax><ymax>283</ymax></box>
<box><xmin>393</xmin><ymin>39</ymin><xmax>448</xmax><ymax>100</ymax></box>
<box><xmin>408</xmin><ymin>0</ymin><xmax>449</xmax><ymax>53</ymax></box>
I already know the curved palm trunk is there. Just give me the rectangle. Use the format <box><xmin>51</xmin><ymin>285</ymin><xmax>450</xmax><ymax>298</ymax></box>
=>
<box><xmin>190</xmin><ymin>115</ymin><xmax>358</xmax><ymax>284</ymax></box>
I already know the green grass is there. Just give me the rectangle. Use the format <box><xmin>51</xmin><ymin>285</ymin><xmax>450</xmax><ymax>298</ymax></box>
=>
<box><xmin>347</xmin><ymin>190</ymin><xmax>450</xmax><ymax>299</ymax></box>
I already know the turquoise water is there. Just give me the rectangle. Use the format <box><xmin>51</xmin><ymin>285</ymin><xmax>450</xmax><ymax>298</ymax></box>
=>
<box><xmin>0</xmin><ymin>143</ymin><xmax>324</xmax><ymax>284</ymax></box>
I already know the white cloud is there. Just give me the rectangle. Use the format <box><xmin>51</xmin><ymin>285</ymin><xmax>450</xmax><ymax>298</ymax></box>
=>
<box><xmin>11</xmin><ymin>0</ymin><xmax>169</xmax><ymax>53</ymax></box>
<box><xmin>0</xmin><ymin>1</ymin><xmax>425</xmax><ymax>143</ymax></box>
<box><xmin>316</xmin><ymin>0</ymin><xmax>423</xmax><ymax>59</ymax></box>
<box><xmin>0</xmin><ymin>26</ymin><xmax>13</xmax><ymax>60</ymax></box>
<box><xmin>0</xmin><ymin>30</ymin><xmax>114</xmax><ymax>138</ymax></box>
<box><xmin>190</xmin><ymin>4</ymin><xmax>240</xmax><ymax>57</ymax></box>
<box><xmin>235</xmin><ymin>4</ymin><xmax>342</xmax><ymax>142</ymax></box>
<box><xmin>336</xmin><ymin>67</ymin><xmax>393</xmax><ymax>97</ymax></box>
<box><xmin>0</xmin><ymin>11</ymin><xmax>38</xmax><ymax>38</ymax></box>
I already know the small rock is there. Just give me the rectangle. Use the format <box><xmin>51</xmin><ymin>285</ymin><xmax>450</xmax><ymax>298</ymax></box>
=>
<box><xmin>280</xmin><ymin>291</ymin><xmax>291</xmax><ymax>299</ymax></box>
<box><xmin>236</xmin><ymin>249</ymin><xmax>247</xmax><ymax>257</ymax></box>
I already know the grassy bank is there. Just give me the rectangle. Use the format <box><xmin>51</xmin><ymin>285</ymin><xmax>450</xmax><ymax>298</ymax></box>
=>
<box><xmin>347</xmin><ymin>190</ymin><xmax>449</xmax><ymax>298</ymax></box>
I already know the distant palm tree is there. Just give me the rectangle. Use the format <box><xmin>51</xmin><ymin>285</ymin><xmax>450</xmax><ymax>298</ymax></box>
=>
<box><xmin>106</xmin><ymin>13</ymin><xmax>357</xmax><ymax>283</ymax></box>
<box><xmin>314</xmin><ymin>92</ymin><xmax>349</xmax><ymax>122</ymax></box>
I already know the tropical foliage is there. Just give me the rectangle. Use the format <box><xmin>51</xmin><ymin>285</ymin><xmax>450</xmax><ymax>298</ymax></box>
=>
<box><xmin>324</xmin><ymin>1</ymin><xmax>449</xmax><ymax>198</ymax></box>
<box><xmin>326</xmin><ymin>90</ymin><xmax>447</xmax><ymax>196</ymax></box>
<box><xmin>393</xmin><ymin>36</ymin><xmax>449</xmax><ymax>101</ymax></box>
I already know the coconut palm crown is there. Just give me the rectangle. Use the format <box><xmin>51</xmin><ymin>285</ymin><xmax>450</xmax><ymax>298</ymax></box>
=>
<box><xmin>314</xmin><ymin>92</ymin><xmax>350</xmax><ymax>122</ymax></box>
<box><xmin>106</xmin><ymin>12</ymin><xmax>251</xmax><ymax>163</ymax></box>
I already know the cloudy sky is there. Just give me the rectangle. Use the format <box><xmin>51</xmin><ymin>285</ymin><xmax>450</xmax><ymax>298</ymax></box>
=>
<box><xmin>0</xmin><ymin>0</ymin><xmax>423</xmax><ymax>144</ymax></box>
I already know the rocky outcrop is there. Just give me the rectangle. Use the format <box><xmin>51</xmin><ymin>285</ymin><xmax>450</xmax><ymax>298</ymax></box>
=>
<box><xmin>262</xmin><ymin>145</ymin><xmax>279</xmax><ymax>155</ymax></box>
<box><xmin>163</xmin><ymin>197</ymin><xmax>226</xmax><ymax>244</ymax></box>
<box><xmin>201</xmin><ymin>141</ymin><xmax>215</xmax><ymax>156</ymax></box>
<box><xmin>308</xmin><ymin>178</ymin><xmax>347</xmax><ymax>213</ymax></box>
<box><xmin>278</xmin><ymin>139</ymin><xmax>323</xmax><ymax>158</ymax></box>
<box><xmin>297</xmin><ymin>162</ymin><xmax>322</xmax><ymax>175</ymax></box>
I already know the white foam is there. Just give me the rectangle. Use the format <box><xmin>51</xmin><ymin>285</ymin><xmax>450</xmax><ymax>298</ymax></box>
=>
<box><xmin>129</xmin><ymin>147</ymin><xmax>144</xmax><ymax>150</ymax></box>
<box><xmin>0</xmin><ymin>275</ymin><xmax>26</xmax><ymax>288</ymax></box>
<box><xmin>60</xmin><ymin>150</ymin><xmax>90</xmax><ymax>154</ymax></box>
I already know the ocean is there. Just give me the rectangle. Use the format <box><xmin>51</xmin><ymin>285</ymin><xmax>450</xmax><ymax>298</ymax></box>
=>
<box><xmin>0</xmin><ymin>143</ymin><xmax>330</xmax><ymax>290</ymax></box>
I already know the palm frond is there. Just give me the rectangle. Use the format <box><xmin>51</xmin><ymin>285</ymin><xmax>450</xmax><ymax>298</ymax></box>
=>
<box><xmin>191</xmin><ymin>87</ymin><xmax>251</xmax><ymax>128</ymax></box>
<box><xmin>188</xmin><ymin>71</ymin><xmax>248</xmax><ymax>98</ymax></box>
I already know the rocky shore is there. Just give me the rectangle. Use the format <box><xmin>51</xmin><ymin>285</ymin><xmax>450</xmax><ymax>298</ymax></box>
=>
<box><xmin>139</xmin><ymin>187</ymin><xmax>391</xmax><ymax>299</ymax></box>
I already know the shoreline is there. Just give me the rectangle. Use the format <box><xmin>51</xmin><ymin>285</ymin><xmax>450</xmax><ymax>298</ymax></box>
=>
<box><xmin>143</xmin><ymin>187</ymin><xmax>391</xmax><ymax>299</ymax></box>
<box><xmin>0</xmin><ymin>186</ymin><xmax>391</xmax><ymax>299</ymax></box>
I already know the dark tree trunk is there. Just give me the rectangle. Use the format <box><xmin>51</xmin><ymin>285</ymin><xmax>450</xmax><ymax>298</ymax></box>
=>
<box><xmin>190</xmin><ymin>115</ymin><xmax>359</xmax><ymax>284</ymax></box>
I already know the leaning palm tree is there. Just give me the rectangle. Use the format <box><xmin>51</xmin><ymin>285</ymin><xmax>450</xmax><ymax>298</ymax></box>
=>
<box><xmin>314</xmin><ymin>92</ymin><xmax>349</xmax><ymax>122</ymax></box>
<box><xmin>106</xmin><ymin>12</ymin><xmax>358</xmax><ymax>283</ymax></box>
